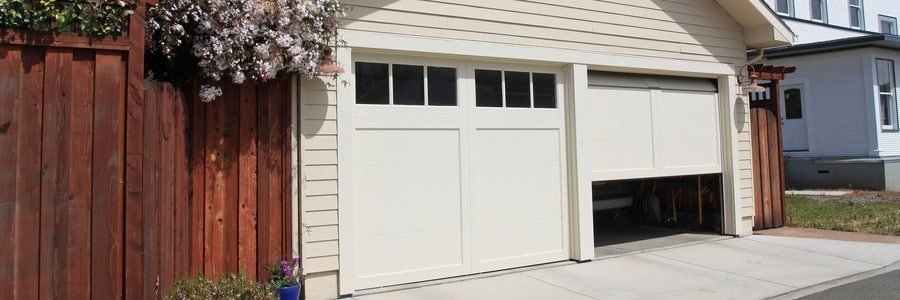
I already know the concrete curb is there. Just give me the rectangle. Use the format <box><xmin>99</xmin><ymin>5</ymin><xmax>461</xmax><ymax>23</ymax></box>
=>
<box><xmin>785</xmin><ymin>190</ymin><xmax>853</xmax><ymax>196</ymax></box>
<box><xmin>768</xmin><ymin>261</ymin><xmax>900</xmax><ymax>300</ymax></box>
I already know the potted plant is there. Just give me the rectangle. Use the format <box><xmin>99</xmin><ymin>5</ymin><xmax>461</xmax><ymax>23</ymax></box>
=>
<box><xmin>267</xmin><ymin>258</ymin><xmax>303</xmax><ymax>300</ymax></box>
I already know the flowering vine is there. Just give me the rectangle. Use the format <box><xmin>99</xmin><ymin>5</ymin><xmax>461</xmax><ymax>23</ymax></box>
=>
<box><xmin>146</xmin><ymin>0</ymin><xmax>345</xmax><ymax>102</ymax></box>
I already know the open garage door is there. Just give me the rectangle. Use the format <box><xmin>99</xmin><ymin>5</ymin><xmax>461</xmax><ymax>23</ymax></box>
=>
<box><xmin>350</xmin><ymin>57</ymin><xmax>569</xmax><ymax>289</ymax></box>
<box><xmin>586</xmin><ymin>72</ymin><xmax>722</xmax><ymax>181</ymax></box>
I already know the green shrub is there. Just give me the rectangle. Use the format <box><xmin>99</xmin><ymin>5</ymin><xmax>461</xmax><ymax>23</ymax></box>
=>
<box><xmin>166</xmin><ymin>273</ymin><xmax>275</xmax><ymax>300</ymax></box>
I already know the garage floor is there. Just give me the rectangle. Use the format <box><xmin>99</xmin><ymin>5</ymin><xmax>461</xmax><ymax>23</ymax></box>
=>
<box><xmin>593</xmin><ymin>222</ymin><xmax>726</xmax><ymax>258</ymax></box>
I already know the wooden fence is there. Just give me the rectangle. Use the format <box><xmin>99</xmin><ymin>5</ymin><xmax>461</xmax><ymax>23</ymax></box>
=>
<box><xmin>1</xmin><ymin>44</ymin><xmax>294</xmax><ymax>300</ymax></box>
<box><xmin>142</xmin><ymin>81</ymin><xmax>294</xmax><ymax>298</ymax></box>
<box><xmin>749</xmin><ymin>82</ymin><xmax>787</xmax><ymax>229</ymax></box>
<box><xmin>0</xmin><ymin>44</ymin><xmax>129</xmax><ymax>300</ymax></box>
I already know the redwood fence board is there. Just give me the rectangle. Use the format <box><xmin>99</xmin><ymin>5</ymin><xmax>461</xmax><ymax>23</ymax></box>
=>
<box><xmin>2</xmin><ymin>40</ymin><xmax>294</xmax><ymax>300</ymax></box>
<box><xmin>750</xmin><ymin>82</ymin><xmax>787</xmax><ymax>229</ymax></box>
<box><xmin>90</xmin><ymin>50</ymin><xmax>126</xmax><ymax>300</ymax></box>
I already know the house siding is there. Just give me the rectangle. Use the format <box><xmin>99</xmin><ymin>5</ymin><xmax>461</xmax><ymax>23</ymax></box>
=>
<box><xmin>762</xmin><ymin>0</ymin><xmax>900</xmax><ymax>44</ymax></box>
<box><xmin>767</xmin><ymin>49</ymin><xmax>875</xmax><ymax>158</ymax></box>
<box><xmin>299</xmin><ymin>76</ymin><xmax>342</xmax><ymax>300</ymax></box>
<box><xmin>342</xmin><ymin>0</ymin><xmax>747</xmax><ymax>66</ymax></box>
<box><xmin>871</xmin><ymin>48</ymin><xmax>900</xmax><ymax>156</ymax></box>
<box><xmin>299</xmin><ymin>1</ymin><xmax>765</xmax><ymax>298</ymax></box>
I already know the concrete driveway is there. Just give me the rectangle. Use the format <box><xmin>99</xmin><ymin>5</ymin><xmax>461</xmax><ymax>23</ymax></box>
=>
<box><xmin>352</xmin><ymin>235</ymin><xmax>900</xmax><ymax>300</ymax></box>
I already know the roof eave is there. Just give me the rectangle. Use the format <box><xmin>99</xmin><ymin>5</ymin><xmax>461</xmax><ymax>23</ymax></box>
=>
<box><xmin>717</xmin><ymin>0</ymin><xmax>796</xmax><ymax>49</ymax></box>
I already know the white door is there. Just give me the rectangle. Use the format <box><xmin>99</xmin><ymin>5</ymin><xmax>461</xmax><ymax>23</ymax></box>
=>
<box><xmin>781</xmin><ymin>85</ymin><xmax>809</xmax><ymax>151</ymax></box>
<box><xmin>350</xmin><ymin>56</ymin><xmax>568</xmax><ymax>289</ymax></box>
<box><xmin>586</xmin><ymin>72</ymin><xmax>723</xmax><ymax>181</ymax></box>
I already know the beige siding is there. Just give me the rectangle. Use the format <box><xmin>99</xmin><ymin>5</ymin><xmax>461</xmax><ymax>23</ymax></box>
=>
<box><xmin>300</xmin><ymin>75</ymin><xmax>340</xmax><ymax>297</ymax></box>
<box><xmin>342</xmin><ymin>0</ymin><xmax>746</xmax><ymax>66</ymax></box>
<box><xmin>736</xmin><ymin>94</ymin><xmax>756</xmax><ymax>235</ymax></box>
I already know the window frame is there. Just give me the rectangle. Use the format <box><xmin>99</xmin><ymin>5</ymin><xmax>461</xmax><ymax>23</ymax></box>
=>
<box><xmin>879</xmin><ymin>15</ymin><xmax>898</xmax><ymax>35</ymax></box>
<box><xmin>877</xmin><ymin>59</ymin><xmax>898</xmax><ymax>131</ymax></box>
<box><xmin>353</xmin><ymin>59</ymin><xmax>460</xmax><ymax>107</ymax></box>
<box><xmin>849</xmin><ymin>0</ymin><xmax>864</xmax><ymax>29</ymax></box>
<box><xmin>810</xmin><ymin>0</ymin><xmax>827</xmax><ymax>23</ymax></box>
<box><xmin>474</xmin><ymin>68</ymin><xmax>559</xmax><ymax>109</ymax></box>
<box><xmin>774</xmin><ymin>0</ymin><xmax>795</xmax><ymax>17</ymax></box>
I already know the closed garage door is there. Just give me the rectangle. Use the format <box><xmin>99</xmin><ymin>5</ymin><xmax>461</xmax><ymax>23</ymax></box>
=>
<box><xmin>350</xmin><ymin>56</ymin><xmax>569</xmax><ymax>289</ymax></box>
<box><xmin>586</xmin><ymin>72</ymin><xmax>722</xmax><ymax>181</ymax></box>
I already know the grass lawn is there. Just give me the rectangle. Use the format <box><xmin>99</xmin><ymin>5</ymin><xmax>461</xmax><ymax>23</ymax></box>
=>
<box><xmin>786</xmin><ymin>193</ymin><xmax>900</xmax><ymax>236</ymax></box>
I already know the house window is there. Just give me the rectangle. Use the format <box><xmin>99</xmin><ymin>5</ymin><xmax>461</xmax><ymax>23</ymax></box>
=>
<box><xmin>784</xmin><ymin>88</ymin><xmax>803</xmax><ymax>119</ymax></box>
<box><xmin>355</xmin><ymin>61</ymin><xmax>458</xmax><ymax>106</ymax></box>
<box><xmin>775</xmin><ymin>0</ymin><xmax>794</xmax><ymax>16</ymax></box>
<box><xmin>877</xmin><ymin>59</ymin><xmax>897</xmax><ymax>129</ymax></box>
<box><xmin>475</xmin><ymin>69</ymin><xmax>557</xmax><ymax>108</ymax></box>
<box><xmin>849</xmin><ymin>0</ymin><xmax>863</xmax><ymax>29</ymax></box>
<box><xmin>810</xmin><ymin>0</ymin><xmax>827</xmax><ymax>22</ymax></box>
<box><xmin>880</xmin><ymin>15</ymin><xmax>898</xmax><ymax>35</ymax></box>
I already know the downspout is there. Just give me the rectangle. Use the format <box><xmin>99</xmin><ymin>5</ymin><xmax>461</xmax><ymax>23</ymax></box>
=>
<box><xmin>747</xmin><ymin>48</ymin><xmax>765</xmax><ymax>66</ymax></box>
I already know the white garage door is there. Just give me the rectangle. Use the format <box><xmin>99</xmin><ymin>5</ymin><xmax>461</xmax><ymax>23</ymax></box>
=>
<box><xmin>350</xmin><ymin>57</ymin><xmax>569</xmax><ymax>289</ymax></box>
<box><xmin>586</xmin><ymin>72</ymin><xmax>722</xmax><ymax>181</ymax></box>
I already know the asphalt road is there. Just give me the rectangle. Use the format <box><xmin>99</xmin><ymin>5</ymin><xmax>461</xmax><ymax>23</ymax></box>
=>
<box><xmin>800</xmin><ymin>270</ymin><xmax>900</xmax><ymax>300</ymax></box>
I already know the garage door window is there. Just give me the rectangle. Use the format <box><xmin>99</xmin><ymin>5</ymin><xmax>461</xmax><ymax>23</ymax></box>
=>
<box><xmin>476</xmin><ymin>69</ymin><xmax>557</xmax><ymax>108</ymax></box>
<box><xmin>356</xmin><ymin>62</ymin><xmax>458</xmax><ymax>106</ymax></box>
<box><xmin>428</xmin><ymin>67</ymin><xmax>458</xmax><ymax>106</ymax></box>
<box><xmin>355</xmin><ymin>62</ymin><xmax>390</xmax><ymax>105</ymax></box>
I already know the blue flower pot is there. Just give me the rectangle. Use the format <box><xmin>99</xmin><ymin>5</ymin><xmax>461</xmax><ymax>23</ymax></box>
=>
<box><xmin>277</xmin><ymin>285</ymin><xmax>301</xmax><ymax>300</ymax></box>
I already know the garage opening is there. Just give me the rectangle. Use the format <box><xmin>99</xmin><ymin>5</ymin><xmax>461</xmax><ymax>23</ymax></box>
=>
<box><xmin>586</xmin><ymin>71</ymin><xmax>727</xmax><ymax>258</ymax></box>
<box><xmin>592</xmin><ymin>174</ymin><xmax>724</xmax><ymax>258</ymax></box>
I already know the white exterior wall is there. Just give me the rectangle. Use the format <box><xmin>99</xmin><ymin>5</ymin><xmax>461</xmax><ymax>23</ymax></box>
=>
<box><xmin>783</xmin><ymin>19</ymin><xmax>869</xmax><ymax>44</ymax></box>
<box><xmin>767</xmin><ymin>49</ymin><xmax>876</xmax><ymax>158</ymax></box>
<box><xmin>297</xmin><ymin>1</ymin><xmax>773</xmax><ymax>298</ymax></box>
<box><xmin>763</xmin><ymin>0</ymin><xmax>900</xmax><ymax>44</ymax></box>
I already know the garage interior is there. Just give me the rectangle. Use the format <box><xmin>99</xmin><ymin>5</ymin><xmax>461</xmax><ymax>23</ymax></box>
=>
<box><xmin>592</xmin><ymin>174</ymin><xmax>725</xmax><ymax>258</ymax></box>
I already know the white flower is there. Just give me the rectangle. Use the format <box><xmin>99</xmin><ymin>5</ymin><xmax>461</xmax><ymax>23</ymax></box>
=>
<box><xmin>199</xmin><ymin>85</ymin><xmax>223</xmax><ymax>103</ymax></box>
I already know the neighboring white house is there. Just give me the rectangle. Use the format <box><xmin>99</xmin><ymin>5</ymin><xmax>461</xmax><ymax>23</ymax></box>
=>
<box><xmin>295</xmin><ymin>1</ymin><xmax>793</xmax><ymax>299</ymax></box>
<box><xmin>761</xmin><ymin>0</ymin><xmax>900</xmax><ymax>190</ymax></box>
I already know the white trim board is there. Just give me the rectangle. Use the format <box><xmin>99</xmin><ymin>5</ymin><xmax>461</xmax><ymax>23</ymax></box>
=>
<box><xmin>341</xmin><ymin>30</ymin><xmax>737</xmax><ymax>78</ymax></box>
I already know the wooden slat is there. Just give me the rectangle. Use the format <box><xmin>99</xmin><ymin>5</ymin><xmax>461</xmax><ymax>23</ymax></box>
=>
<box><xmin>142</xmin><ymin>82</ymin><xmax>161</xmax><ymax>300</ymax></box>
<box><xmin>0</xmin><ymin>45</ymin><xmax>22</xmax><ymax>300</ymax></box>
<box><xmin>124</xmin><ymin>1</ymin><xmax>147</xmax><ymax>298</ymax></box>
<box><xmin>771</xmin><ymin>81</ymin><xmax>785</xmax><ymax>228</ymax></box>
<box><xmin>69</xmin><ymin>48</ymin><xmax>96</xmax><ymax>300</ymax></box>
<box><xmin>39</xmin><ymin>48</ymin><xmax>94</xmax><ymax>299</ymax></box>
<box><xmin>282</xmin><ymin>80</ymin><xmax>293</xmax><ymax>259</ymax></box>
<box><xmin>160</xmin><ymin>83</ymin><xmax>177</xmax><ymax>294</ymax></box>
<box><xmin>750</xmin><ymin>109</ymin><xmax>763</xmax><ymax>229</ymax></box>
<box><xmin>13</xmin><ymin>46</ymin><xmax>44</xmax><ymax>300</ymax></box>
<box><xmin>173</xmin><ymin>84</ymin><xmax>191</xmax><ymax>278</ymax></box>
<box><xmin>257</xmin><ymin>81</ymin><xmax>286</xmax><ymax>276</ymax></box>
<box><xmin>38</xmin><ymin>48</ymin><xmax>68</xmax><ymax>299</ymax></box>
<box><xmin>238</xmin><ymin>82</ymin><xmax>259</xmax><ymax>278</ymax></box>
<box><xmin>767</xmin><ymin>112</ymin><xmax>782</xmax><ymax>228</ymax></box>
<box><xmin>188</xmin><ymin>84</ymin><xmax>206</xmax><ymax>275</ymax></box>
<box><xmin>91</xmin><ymin>50</ymin><xmax>126</xmax><ymax>300</ymax></box>
<box><xmin>205</xmin><ymin>84</ymin><xmax>227</xmax><ymax>276</ymax></box>
<box><xmin>224</xmin><ymin>84</ymin><xmax>241</xmax><ymax>273</ymax></box>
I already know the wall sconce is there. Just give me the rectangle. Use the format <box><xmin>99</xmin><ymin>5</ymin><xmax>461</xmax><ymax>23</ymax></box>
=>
<box><xmin>738</xmin><ymin>64</ymin><xmax>766</xmax><ymax>93</ymax></box>
<box><xmin>315</xmin><ymin>47</ymin><xmax>345</xmax><ymax>74</ymax></box>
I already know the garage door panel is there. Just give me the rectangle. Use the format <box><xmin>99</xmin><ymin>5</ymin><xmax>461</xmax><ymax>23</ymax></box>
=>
<box><xmin>473</xmin><ymin>109</ymin><xmax>563</xmax><ymax>128</ymax></box>
<box><xmin>472</xmin><ymin>129</ymin><xmax>568</xmax><ymax>269</ymax></box>
<box><xmin>353</xmin><ymin>129</ymin><xmax>467</xmax><ymax>285</ymax></box>
<box><xmin>655</xmin><ymin>90</ymin><xmax>721</xmax><ymax>170</ymax></box>
<box><xmin>588</xmin><ymin>80</ymin><xmax>721</xmax><ymax>181</ymax></box>
<box><xmin>588</xmin><ymin>88</ymin><xmax>656</xmax><ymax>175</ymax></box>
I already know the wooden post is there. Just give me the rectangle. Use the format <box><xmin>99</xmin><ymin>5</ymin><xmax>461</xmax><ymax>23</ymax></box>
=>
<box><xmin>124</xmin><ymin>0</ymin><xmax>147</xmax><ymax>298</ymax></box>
